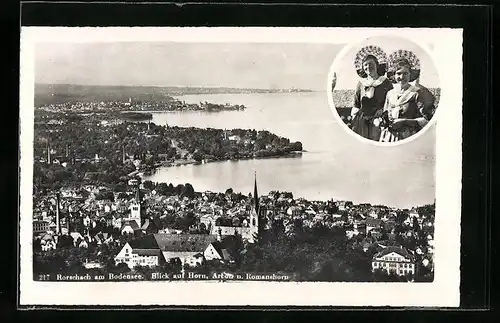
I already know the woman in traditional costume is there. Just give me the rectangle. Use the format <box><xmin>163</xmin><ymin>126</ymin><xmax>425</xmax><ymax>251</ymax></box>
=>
<box><xmin>377</xmin><ymin>50</ymin><xmax>436</xmax><ymax>143</ymax></box>
<box><xmin>351</xmin><ymin>45</ymin><xmax>394</xmax><ymax>141</ymax></box>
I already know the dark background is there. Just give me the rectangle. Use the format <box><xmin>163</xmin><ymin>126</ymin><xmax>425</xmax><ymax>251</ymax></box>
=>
<box><xmin>3</xmin><ymin>1</ymin><xmax>495</xmax><ymax>320</ymax></box>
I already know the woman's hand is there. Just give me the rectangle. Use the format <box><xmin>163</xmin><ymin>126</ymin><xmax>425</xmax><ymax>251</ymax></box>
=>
<box><xmin>390</xmin><ymin>119</ymin><xmax>409</xmax><ymax>130</ymax></box>
<box><xmin>391</xmin><ymin>118</ymin><xmax>420</xmax><ymax>130</ymax></box>
<box><xmin>351</xmin><ymin>107</ymin><xmax>359</xmax><ymax>117</ymax></box>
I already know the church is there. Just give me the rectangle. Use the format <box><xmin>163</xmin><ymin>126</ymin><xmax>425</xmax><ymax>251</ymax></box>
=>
<box><xmin>120</xmin><ymin>182</ymin><xmax>158</xmax><ymax>236</ymax></box>
<box><xmin>209</xmin><ymin>173</ymin><xmax>263</xmax><ymax>243</ymax></box>
<box><xmin>114</xmin><ymin>175</ymin><xmax>266</xmax><ymax>268</ymax></box>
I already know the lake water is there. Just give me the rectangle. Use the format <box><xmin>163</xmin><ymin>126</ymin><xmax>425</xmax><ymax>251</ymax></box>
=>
<box><xmin>144</xmin><ymin>92</ymin><xmax>435</xmax><ymax>209</ymax></box>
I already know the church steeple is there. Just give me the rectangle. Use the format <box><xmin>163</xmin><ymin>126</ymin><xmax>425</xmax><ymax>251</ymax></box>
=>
<box><xmin>47</xmin><ymin>141</ymin><xmax>51</xmax><ymax>165</ymax></box>
<box><xmin>253</xmin><ymin>171</ymin><xmax>259</xmax><ymax>212</ymax></box>
<box><xmin>135</xmin><ymin>183</ymin><xmax>141</xmax><ymax>203</ymax></box>
<box><xmin>249</xmin><ymin>172</ymin><xmax>260</xmax><ymax>230</ymax></box>
<box><xmin>122</xmin><ymin>146</ymin><xmax>126</xmax><ymax>164</ymax></box>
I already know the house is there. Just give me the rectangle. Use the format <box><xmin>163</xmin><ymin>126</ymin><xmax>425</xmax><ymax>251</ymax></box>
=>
<box><xmin>75</xmin><ymin>237</ymin><xmax>89</xmax><ymax>248</ymax></box>
<box><xmin>200</xmin><ymin>214</ymin><xmax>215</xmax><ymax>230</ymax></box>
<box><xmin>112</xmin><ymin>215</ymin><xmax>122</xmax><ymax>229</ymax></box>
<box><xmin>383</xmin><ymin>220</ymin><xmax>396</xmax><ymax>232</ymax></box>
<box><xmin>69</xmin><ymin>232</ymin><xmax>83</xmax><ymax>244</ymax></box>
<box><xmin>210</xmin><ymin>206</ymin><xmax>260</xmax><ymax>243</ymax></box>
<box><xmin>369</xmin><ymin>230</ymin><xmax>383</xmax><ymax>240</ymax></box>
<box><xmin>369</xmin><ymin>209</ymin><xmax>378</xmax><ymax>218</ymax></box>
<box><xmin>41</xmin><ymin>239</ymin><xmax>57</xmax><ymax>251</ymax></box>
<box><xmin>409</xmin><ymin>208</ymin><xmax>419</xmax><ymax>219</ymax></box>
<box><xmin>337</xmin><ymin>201</ymin><xmax>352</xmax><ymax>211</ymax></box>
<box><xmin>115</xmin><ymin>238</ymin><xmax>162</xmax><ymax>269</ymax></box>
<box><xmin>94</xmin><ymin>232</ymin><xmax>112</xmax><ymax>245</ymax></box>
<box><xmin>141</xmin><ymin>218</ymin><xmax>159</xmax><ymax>235</ymax></box>
<box><xmin>114</xmin><ymin>233</ymin><xmax>216</xmax><ymax>269</ymax></box>
<box><xmin>33</xmin><ymin>220</ymin><xmax>51</xmax><ymax>235</ymax></box>
<box><xmin>372</xmin><ymin>246</ymin><xmax>416</xmax><ymax>276</ymax></box>
<box><xmin>366</xmin><ymin>218</ymin><xmax>383</xmax><ymax>233</ymax></box>
<box><xmin>185</xmin><ymin>253</ymin><xmax>205</xmax><ymax>267</ymax></box>
<box><xmin>121</xmin><ymin>220</ymin><xmax>141</xmax><ymax>235</ymax></box>
<box><xmin>40</xmin><ymin>234</ymin><xmax>57</xmax><ymax>251</ymax></box>
<box><xmin>353</xmin><ymin>221</ymin><xmax>366</xmax><ymax>234</ymax></box>
<box><xmin>209</xmin><ymin>224</ymin><xmax>257</xmax><ymax>242</ymax></box>
<box><xmin>204</xmin><ymin>239</ymin><xmax>236</xmax><ymax>263</ymax></box>
<box><xmin>361</xmin><ymin>236</ymin><xmax>376</xmax><ymax>252</ymax></box>
<box><xmin>158</xmin><ymin>234</ymin><xmax>216</xmax><ymax>265</ymax></box>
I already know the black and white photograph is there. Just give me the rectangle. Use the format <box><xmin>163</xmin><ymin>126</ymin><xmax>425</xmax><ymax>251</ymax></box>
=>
<box><xmin>329</xmin><ymin>36</ymin><xmax>440</xmax><ymax>144</ymax></box>
<box><xmin>19</xmin><ymin>27</ymin><xmax>462</xmax><ymax>307</ymax></box>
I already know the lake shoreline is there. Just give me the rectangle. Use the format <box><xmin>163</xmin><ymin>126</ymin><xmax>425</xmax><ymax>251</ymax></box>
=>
<box><xmin>140</xmin><ymin>151</ymin><xmax>304</xmax><ymax>177</ymax></box>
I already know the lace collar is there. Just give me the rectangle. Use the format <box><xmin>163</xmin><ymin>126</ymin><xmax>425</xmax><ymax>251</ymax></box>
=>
<box><xmin>359</xmin><ymin>75</ymin><xmax>387</xmax><ymax>88</ymax></box>
<box><xmin>391</xmin><ymin>84</ymin><xmax>419</xmax><ymax>106</ymax></box>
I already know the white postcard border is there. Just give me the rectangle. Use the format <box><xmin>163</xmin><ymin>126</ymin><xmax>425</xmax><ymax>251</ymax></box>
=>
<box><xmin>19</xmin><ymin>27</ymin><xmax>462</xmax><ymax>307</ymax></box>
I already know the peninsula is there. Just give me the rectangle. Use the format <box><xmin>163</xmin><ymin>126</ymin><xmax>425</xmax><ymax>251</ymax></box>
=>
<box><xmin>33</xmin><ymin>111</ymin><xmax>304</xmax><ymax>187</ymax></box>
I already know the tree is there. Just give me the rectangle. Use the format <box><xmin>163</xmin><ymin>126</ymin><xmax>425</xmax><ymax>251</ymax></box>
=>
<box><xmin>156</xmin><ymin>182</ymin><xmax>170</xmax><ymax>196</ymax></box>
<box><xmin>143</xmin><ymin>180</ymin><xmax>155</xmax><ymax>191</ymax></box>
<box><xmin>33</xmin><ymin>238</ymin><xmax>42</xmax><ymax>252</ymax></box>
<box><xmin>412</xmin><ymin>216</ymin><xmax>421</xmax><ymax>232</ymax></box>
<box><xmin>113</xmin><ymin>182</ymin><xmax>127</xmax><ymax>192</ymax></box>
<box><xmin>290</xmin><ymin>141</ymin><xmax>303</xmax><ymax>151</ymax></box>
<box><xmin>192</xmin><ymin>151</ymin><xmax>203</xmax><ymax>163</ymax></box>
<box><xmin>95</xmin><ymin>190</ymin><xmax>114</xmax><ymax>201</ymax></box>
<box><xmin>57</xmin><ymin>235</ymin><xmax>74</xmax><ymax>249</ymax></box>
<box><xmin>117</xmin><ymin>192</ymin><xmax>128</xmax><ymax>200</ymax></box>
<box><xmin>116</xmin><ymin>262</ymin><xmax>131</xmax><ymax>273</ymax></box>
<box><xmin>182</xmin><ymin>183</ymin><xmax>195</xmax><ymax>198</ymax></box>
<box><xmin>199</xmin><ymin>223</ymin><xmax>208</xmax><ymax>234</ymax></box>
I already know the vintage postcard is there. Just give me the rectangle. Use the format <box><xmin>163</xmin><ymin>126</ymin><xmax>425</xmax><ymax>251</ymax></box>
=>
<box><xmin>19</xmin><ymin>27</ymin><xmax>462</xmax><ymax>307</ymax></box>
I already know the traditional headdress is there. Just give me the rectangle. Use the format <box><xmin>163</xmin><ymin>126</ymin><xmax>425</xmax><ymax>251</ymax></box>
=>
<box><xmin>387</xmin><ymin>49</ymin><xmax>421</xmax><ymax>82</ymax></box>
<box><xmin>354</xmin><ymin>45</ymin><xmax>388</xmax><ymax>78</ymax></box>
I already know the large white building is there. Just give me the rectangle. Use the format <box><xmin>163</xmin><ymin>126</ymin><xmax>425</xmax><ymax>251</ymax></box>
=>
<box><xmin>115</xmin><ymin>233</ymin><xmax>217</xmax><ymax>269</ymax></box>
<box><xmin>372</xmin><ymin>246</ymin><xmax>416</xmax><ymax>276</ymax></box>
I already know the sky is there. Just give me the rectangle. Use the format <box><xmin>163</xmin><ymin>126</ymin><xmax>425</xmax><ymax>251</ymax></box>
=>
<box><xmin>34</xmin><ymin>29</ymin><xmax>443</xmax><ymax>92</ymax></box>
<box><xmin>35</xmin><ymin>42</ymin><xmax>345</xmax><ymax>91</ymax></box>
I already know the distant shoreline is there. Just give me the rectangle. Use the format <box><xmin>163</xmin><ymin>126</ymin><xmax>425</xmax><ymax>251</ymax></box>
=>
<box><xmin>35</xmin><ymin>83</ymin><xmax>316</xmax><ymax>96</ymax></box>
<box><xmin>142</xmin><ymin>150</ymin><xmax>305</xmax><ymax>177</ymax></box>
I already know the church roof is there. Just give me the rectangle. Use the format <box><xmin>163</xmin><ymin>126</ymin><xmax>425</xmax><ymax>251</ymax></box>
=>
<box><xmin>141</xmin><ymin>218</ymin><xmax>160</xmax><ymax>230</ymax></box>
<box><xmin>121</xmin><ymin>220</ymin><xmax>140</xmax><ymax>231</ymax></box>
<box><xmin>127</xmin><ymin>233</ymin><xmax>216</xmax><ymax>253</ymax></box>
<box><xmin>129</xmin><ymin>234</ymin><xmax>158</xmax><ymax>249</ymax></box>
<box><xmin>155</xmin><ymin>234</ymin><xmax>216</xmax><ymax>252</ymax></box>
<box><xmin>133</xmin><ymin>248</ymin><xmax>163</xmax><ymax>256</ymax></box>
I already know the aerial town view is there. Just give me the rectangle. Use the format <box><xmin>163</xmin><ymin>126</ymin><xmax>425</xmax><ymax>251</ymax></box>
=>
<box><xmin>30</xmin><ymin>41</ymin><xmax>435</xmax><ymax>283</ymax></box>
<box><xmin>32</xmin><ymin>85</ymin><xmax>435</xmax><ymax>283</ymax></box>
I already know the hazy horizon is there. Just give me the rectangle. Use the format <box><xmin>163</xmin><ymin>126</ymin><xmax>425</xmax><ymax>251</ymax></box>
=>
<box><xmin>35</xmin><ymin>82</ymin><xmax>318</xmax><ymax>91</ymax></box>
<box><xmin>35</xmin><ymin>42</ymin><xmax>345</xmax><ymax>91</ymax></box>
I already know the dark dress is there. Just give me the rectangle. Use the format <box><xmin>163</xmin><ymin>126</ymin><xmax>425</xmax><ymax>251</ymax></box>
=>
<box><xmin>351</xmin><ymin>77</ymin><xmax>393</xmax><ymax>141</ymax></box>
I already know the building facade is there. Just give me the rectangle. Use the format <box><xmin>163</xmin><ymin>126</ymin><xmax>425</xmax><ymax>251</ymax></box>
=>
<box><xmin>372</xmin><ymin>246</ymin><xmax>416</xmax><ymax>276</ymax></box>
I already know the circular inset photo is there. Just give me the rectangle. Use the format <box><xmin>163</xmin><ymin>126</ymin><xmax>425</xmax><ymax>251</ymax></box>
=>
<box><xmin>328</xmin><ymin>36</ymin><xmax>440</xmax><ymax>145</ymax></box>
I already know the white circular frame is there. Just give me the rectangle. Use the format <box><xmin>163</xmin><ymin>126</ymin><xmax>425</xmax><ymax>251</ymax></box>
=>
<box><xmin>326</xmin><ymin>34</ymin><xmax>441</xmax><ymax>147</ymax></box>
